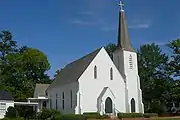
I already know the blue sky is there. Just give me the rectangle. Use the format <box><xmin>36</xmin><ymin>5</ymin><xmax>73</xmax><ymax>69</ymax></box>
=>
<box><xmin>0</xmin><ymin>0</ymin><xmax>179</xmax><ymax>78</ymax></box>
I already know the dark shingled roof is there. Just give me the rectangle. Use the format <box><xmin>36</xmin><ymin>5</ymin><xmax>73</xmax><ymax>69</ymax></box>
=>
<box><xmin>0</xmin><ymin>90</ymin><xmax>14</xmax><ymax>100</ymax></box>
<box><xmin>48</xmin><ymin>48</ymin><xmax>101</xmax><ymax>89</ymax></box>
<box><xmin>34</xmin><ymin>84</ymin><xmax>50</xmax><ymax>98</ymax></box>
<box><xmin>117</xmin><ymin>10</ymin><xmax>134</xmax><ymax>52</ymax></box>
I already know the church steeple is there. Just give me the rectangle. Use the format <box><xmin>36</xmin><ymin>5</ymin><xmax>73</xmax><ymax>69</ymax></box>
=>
<box><xmin>117</xmin><ymin>0</ymin><xmax>133</xmax><ymax>51</ymax></box>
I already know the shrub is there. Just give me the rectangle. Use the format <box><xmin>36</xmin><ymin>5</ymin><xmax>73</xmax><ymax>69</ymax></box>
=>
<box><xmin>14</xmin><ymin>105</ymin><xmax>36</xmax><ymax>118</ymax></box>
<box><xmin>5</xmin><ymin>106</ymin><xmax>18</xmax><ymax>118</ymax></box>
<box><xmin>83</xmin><ymin>112</ymin><xmax>101</xmax><ymax>119</ymax></box>
<box><xmin>117</xmin><ymin>113</ymin><xmax>143</xmax><ymax>118</ymax></box>
<box><xmin>143</xmin><ymin>113</ymin><xmax>158</xmax><ymax>118</ymax></box>
<box><xmin>62</xmin><ymin>114</ymin><xmax>86</xmax><ymax>120</ymax></box>
<box><xmin>37</xmin><ymin>108</ymin><xmax>61</xmax><ymax>120</ymax></box>
<box><xmin>101</xmin><ymin>114</ymin><xmax>110</xmax><ymax>119</ymax></box>
<box><xmin>3</xmin><ymin>117</ymin><xmax>23</xmax><ymax>120</ymax></box>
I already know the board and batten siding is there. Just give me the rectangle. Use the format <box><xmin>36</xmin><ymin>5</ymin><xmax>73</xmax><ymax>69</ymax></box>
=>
<box><xmin>47</xmin><ymin>82</ymin><xmax>79</xmax><ymax>114</ymax></box>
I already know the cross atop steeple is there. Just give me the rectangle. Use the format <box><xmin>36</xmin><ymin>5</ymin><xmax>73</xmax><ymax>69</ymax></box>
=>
<box><xmin>118</xmin><ymin>0</ymin><xmax>124</xmax><ymax>11</ymax></box>
<box><xmin>117</xmin><ymin>0</ymin><xmax>134</xmax><ymax>52</ymax></box>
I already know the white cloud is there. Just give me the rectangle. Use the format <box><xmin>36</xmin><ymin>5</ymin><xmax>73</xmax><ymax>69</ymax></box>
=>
<box><xmin>70</xmin><ymin>11</ymin><xmax>104</xmax><ymax>26</ymax></box>
<box><xmin>71</xmin><ymin>19</ymin><xmax>96</xmax><ymax>25</ymax></box>
<box><xmin>128</xmin><ymin>24</ymin><xmax>149</xmax><ymax>29</ymax></box>
<box><xmin>100</xmin><ymin>26</ymin><xmax>116</xmax><ymax>31</ymax></box>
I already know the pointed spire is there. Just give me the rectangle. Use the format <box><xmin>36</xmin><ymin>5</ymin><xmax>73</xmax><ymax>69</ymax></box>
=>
<box><xmin>117</xmin><ymin>0</ymin><xmax>134</xmax><ymax>51</ymax></box>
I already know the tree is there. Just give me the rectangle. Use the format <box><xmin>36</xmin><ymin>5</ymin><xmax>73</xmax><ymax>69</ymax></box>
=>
<box><xmin>54</xmin><ymin>68</ymin><xmax>62</xmax><ymax>78</ymax></box>
<box><xmin>0</xmin><ymin>30</ymin><xmax>51</xmax><ymax>100</ymax></box>
<box><xmin>0</xmin><ymin>30</ymin><xmax>17</xmax><ymax>61</ymax></box>
<box><xmin>104</xmin><ymin>43</ymin><xmax>117</xmax><ymax>59</ymax></box>
<box><xmin>2</xmin><ymin>48</ymin><xmax>51</xmax><ymax>99</ymax></box>
<box><xmin>0</xmin><ymin>30</ymin><xmax>18</xmax><ymax>85</ymax></box>
<box><xmin>166</xmin><ymin>39</ymin><xmax>180</xmax><ymax>107</ymax></box>
<box><xmin>168</xmin><ymin>39</ymin><xmax>180</xmax><ymax>78</ymax></box>
<box><xmin>137</xmin><ymin>43</ymin><xmax>171</xmax><ymax>112</ymax></box>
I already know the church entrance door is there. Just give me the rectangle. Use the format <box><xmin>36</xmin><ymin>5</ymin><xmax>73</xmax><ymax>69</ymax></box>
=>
<box><xmin>105</xmin><ymin>97</ymin><xmax>113</xmax><ymax>113</ymax></box>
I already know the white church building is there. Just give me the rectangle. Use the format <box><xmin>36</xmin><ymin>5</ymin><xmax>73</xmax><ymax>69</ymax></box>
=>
<box><xmin>45</xmin><ymin>2</ymin><xmax>144</xmax><ymax>115</ymax></box>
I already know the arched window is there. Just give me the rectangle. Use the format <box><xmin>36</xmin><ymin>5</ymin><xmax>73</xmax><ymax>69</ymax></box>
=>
<box><xmin>131</xmin><ymin>98</ymin><xmax>136</xmax><ymax>112</ymax></box>
<box><xmin>62</xmin><ymin>92</ymin><xmax>65</xmax><ymax>110</ymax></box>
<box><xmin>129</xmin><ymin>55</ymin><xmax>133</xmax><ymax>69</ymax></box>
<box><xmin>94</xmin><ymin>66</ymin><xmax>97</xmax><ymax>79</ymax></box>
<box><xmin>110</xmin><ymin>68</ymin><xmax>113</xmax><ymax>80</ymax></box>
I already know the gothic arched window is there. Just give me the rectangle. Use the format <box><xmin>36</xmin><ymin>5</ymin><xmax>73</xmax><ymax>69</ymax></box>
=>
<box><xmin>94</xmin><ymin>65</ymin><xmax>97</xmax><ymax>79</ymax></box>
<box><xmin>110</xmin><ymin>68</ymin><xmax>113</xmax><ymax>80</ymax></box>
<box><xmin>129</xmin><ymin>55</ymin><xmax>133</xmax><ymax>69</ymax></box>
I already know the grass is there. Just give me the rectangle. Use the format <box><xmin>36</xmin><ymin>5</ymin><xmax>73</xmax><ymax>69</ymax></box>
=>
<box><xmin>151</xmin><ymin>116</ymin><xmax>180</xmax><ymax>120</ymax></box>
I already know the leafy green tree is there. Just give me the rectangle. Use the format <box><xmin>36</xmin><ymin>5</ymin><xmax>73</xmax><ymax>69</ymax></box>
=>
<box><xmin>0</xmin><ymin>30</ymin><xmax>52</xmax><ymax>100</ymax></box>
<box><xmin>3</xmin><ymin>47</ymin><xmax>51</xmax><ymax>99</ymax></box>
<box><xmin>0</xmin><ymin>30</ymin><xmax>17</xmax><ymax>60</ymax></box>
<box><xmin>0</xmin><ymin>30</ymin><xmax>18</xmax><ymax>85</ymax></box>
<box><xmin>166</xmin><ymin>39</ymin><xmax>180</xmax><ymax>107</ymax></box>
<box><xmin>168</xmin><ymin>39</ymin><xmax>180</xmax><ymax>78</ymax></box>
<box><xmin>54</xmin><ymin>68</ymin><xmax>62</xmax><ymax>78</ymax></box>
<box><xmin>137</xmin><ymin>43</ymin><xmax>171</xmax><ymax>112</ymax></box>
<box><xmin>104</xmin><ymin>43</ymin><xmax>117</xmax><ymax>59</ymax></box>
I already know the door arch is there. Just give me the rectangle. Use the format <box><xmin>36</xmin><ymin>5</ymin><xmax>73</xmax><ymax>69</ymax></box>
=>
<box><xmin>105</xmin><ymin>97</ymin><xmax>113</xmax><ymax>113</ymax></box>
<box><xmin>131</xmin><ymin>98</ymin><xmax>136</xmax><ymax>112</ymax></box>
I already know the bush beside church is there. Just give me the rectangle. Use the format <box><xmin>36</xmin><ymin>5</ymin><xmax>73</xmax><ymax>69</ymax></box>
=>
<box><xmin>2</xmin><ymin>106</ymin><xmax>160</xmax><ymax>120</ymax></box>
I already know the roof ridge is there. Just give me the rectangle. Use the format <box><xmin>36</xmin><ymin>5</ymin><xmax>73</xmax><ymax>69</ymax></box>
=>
<box><xmin>64</xmin><ymin>47</ymin><xmax>101</xmax><ymax>68</ymax></box>
<box><xmin>47</xmin><ymin>47</ymin><xmax>102</xmax><ymax>90</ymax></box>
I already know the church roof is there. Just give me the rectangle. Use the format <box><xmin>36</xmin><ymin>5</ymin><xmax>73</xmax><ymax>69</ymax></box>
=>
<box><xmin>0</xmin><ymin>90</ymin><xmax>14</xmax><ymax>100</ymax></box>
<box><xmin>117</xmin><ymin>7</ymin><xmax>134</xmax><ymax>52</ymax></box>
<box><xmin>34</xmin><ymin>84</ymin><xmax>50</xmax><ymax>98</ymax></box>
<box><xmin>48</xmin><ymin>48</ymin><xmax>102</xmax><ymax>89</ymax></box>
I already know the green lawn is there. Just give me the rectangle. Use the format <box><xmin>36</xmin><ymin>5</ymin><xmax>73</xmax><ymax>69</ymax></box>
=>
<box><xmin>153</xmin><ymin>117</ymin><xmax>180</xmax><ymax>120</ymax></box>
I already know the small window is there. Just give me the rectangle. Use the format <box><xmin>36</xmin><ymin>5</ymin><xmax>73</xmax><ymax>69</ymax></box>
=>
<box><xmin>110</xmin><ymin>68</ymin><xmax>113</xmax><ymax>80</ymax></box>
<box><xmin>56</xmin><ymin>93</ymin><xmax>58</xmax><ymax>110</ymax></box>
<box><xmin>62</xmin><ymin>92</ymin><xmax>65</xmax><ymax>109</ymax></box>
<box><xmin>94</xmin><ymin>65</ymin><xmax>97</xmax><ymax>79</ymax></box>
<box><xmin>70</xmin><ymin>90</ymin><xmax>72</xmax><ymax>108</ymax></box>
<box><xmin>129</xmin><ymin>55</ymin><xmax>133</xmax><ymax>69</ymax></box>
